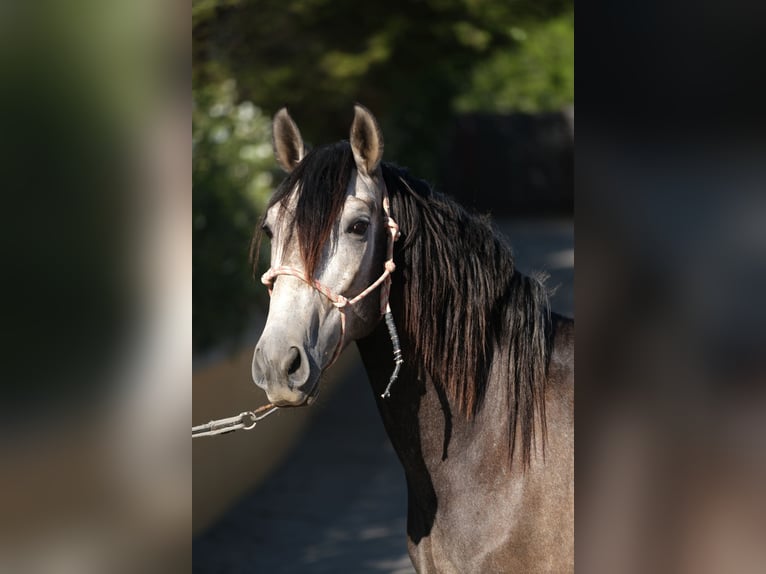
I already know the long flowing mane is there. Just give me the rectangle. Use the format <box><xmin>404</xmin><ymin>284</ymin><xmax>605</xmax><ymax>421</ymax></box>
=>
<box><xmin>254</xmin><ymin>141</ymin><xmax>552</xmax><ymax>465</ymax></box>
<box><xmin>382</xmin><ymin>164</ymin><xmax>552</xmax><ymax>465</ymax></box>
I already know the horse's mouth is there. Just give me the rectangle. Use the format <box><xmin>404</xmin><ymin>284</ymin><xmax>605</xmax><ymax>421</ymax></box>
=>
<box><xmin>276</xmin><ymin>378</ymin><xmax>320</xmax><ymax>407</ymax></box>
<box><xmin>305</xmin><ymin>379</ymin><xmax>321</xmax><ymax>405</ymax></box>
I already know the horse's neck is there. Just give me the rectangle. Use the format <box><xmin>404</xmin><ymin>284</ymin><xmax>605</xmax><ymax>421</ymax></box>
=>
<box><xmin>356</xmin><ymin>306</ymin><xmax>572</xmax><ymax>479</ymax></box>
<box><xmin>355</xmin><ymin>318</ymin><xmax>509</xmax><ymax>516</ymax></box>
<box><xmin>356</xmin><ymin>308</ymin><xmax>575</xmax><ymax>570</ymax></box>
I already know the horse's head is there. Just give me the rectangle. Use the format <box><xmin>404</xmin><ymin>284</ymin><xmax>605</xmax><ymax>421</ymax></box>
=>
<box><xmin>252</xmin><ymin>105</ymin><xmax>395</xmax><ymax>406</ymax></box>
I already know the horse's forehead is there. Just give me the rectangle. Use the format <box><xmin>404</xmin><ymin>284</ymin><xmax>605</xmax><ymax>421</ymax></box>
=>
<box><xmin>267</xmin><ymin>167</ymin><xmax>379</xmax><ymax>227</ymax></box>
<box><xmin>348</xmin><ymin>169</ymin><xmax>379</xmax><ymax>204</ymax></box>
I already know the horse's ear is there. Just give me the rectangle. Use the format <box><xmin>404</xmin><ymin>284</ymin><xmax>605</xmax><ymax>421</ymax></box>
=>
<box><xmin>350</xmin><ymin>104</ymin><xmax>383</xmax><ymax>176</ymax></box>
<box><xmin>272</xmin><ymin>108</ymin><xmax>305</xmax><ymax>173</ymax></box>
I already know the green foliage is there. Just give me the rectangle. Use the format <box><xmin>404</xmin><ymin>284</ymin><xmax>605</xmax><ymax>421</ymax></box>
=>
<box><xmin>194</xmin><ymin>0</ymin><xmax>571</xmax><ymax>173</ymax></box>
<box><xmin>455</xmin><ymin>8</ymin><xmax>574</xmax><ymax>113</ymax></box>
<box><xmin>193</xmin><ymin>0</ymin><xmax>573</xmax><ymax>353</ymax></box>
<box><xmin>193</xmin><ymin>79</ymin><xmax>277</xmax><ymax>352</ymax></box>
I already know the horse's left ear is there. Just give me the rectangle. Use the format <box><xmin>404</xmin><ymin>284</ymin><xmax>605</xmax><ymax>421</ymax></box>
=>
<box><xmin>272</xmin><ymin>107</ymin><xmax>305</xmax><ymax>173</ymax></box>
<box><xmin>350</xmin><ymin>104</ymin><xmax>383</xmax><ymax>176</ymax></box>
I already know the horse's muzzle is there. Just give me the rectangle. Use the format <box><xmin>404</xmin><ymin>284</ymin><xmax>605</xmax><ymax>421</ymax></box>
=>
<box><xmin>252</xmin><ymin>343</ymin><xmax>316</xmax><ymax>406</ymax></box>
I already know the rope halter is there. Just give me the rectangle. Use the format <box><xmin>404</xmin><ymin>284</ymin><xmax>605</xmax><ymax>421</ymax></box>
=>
<box><xmin>260</xmin><ymin>186</ymin><xmax>404</xmax><ymax>397</ymax></box>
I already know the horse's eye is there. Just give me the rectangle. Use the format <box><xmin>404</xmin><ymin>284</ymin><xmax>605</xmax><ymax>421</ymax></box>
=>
<box><xmin>348</xmin><ymin>220</ymin><xmax>369</xmax><ymax>236</ymax></box>
<box><xmin>261</xmin><ymin>224</ymin><xmax>273</xmax><ymax>240</ymax></box>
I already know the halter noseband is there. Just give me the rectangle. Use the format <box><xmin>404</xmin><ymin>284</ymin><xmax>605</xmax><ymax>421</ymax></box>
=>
<box><xmin>260</xmin><ymin>185</ymin><xmax>403</xmax><ymax>397</ymax></box>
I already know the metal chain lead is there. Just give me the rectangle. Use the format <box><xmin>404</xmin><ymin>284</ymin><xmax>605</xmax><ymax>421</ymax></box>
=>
<box><xmin>192</xmin><ymin>304</ymin><xmax>402</xmax><ymax>438</ymax></box>
<box><xmin>192</xmin><ymin>404</ymin><xmax>279</xmax><ymax>438</ymax></box>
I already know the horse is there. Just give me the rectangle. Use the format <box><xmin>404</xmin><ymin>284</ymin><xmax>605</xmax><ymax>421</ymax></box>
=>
<box><xmin>251</xmin><ymin>105</ymin><xmax>574</xmax><ymax>573</ymax></box>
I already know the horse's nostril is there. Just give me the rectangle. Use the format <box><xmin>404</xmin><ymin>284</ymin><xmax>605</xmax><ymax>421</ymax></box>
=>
<box><xmin>287</xmin><ymin>346</ymin><xmax>302</xmax><ymax>376</ymax></box>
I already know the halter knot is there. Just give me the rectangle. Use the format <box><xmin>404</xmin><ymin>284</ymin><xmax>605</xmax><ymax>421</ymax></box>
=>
<box><xmin>386</xmin><ymin>217</ymin><xmax>400</xmax><ymax>237</ymax></box>
<box><xmin>384</xmin><ymin>260</ymin><xmax>396</xmax><ymax>273</ymax></box>
<box><xmin>333</xmin><ymin>295</ymin><xmax>348</xmax><ymax>308</ymax></box>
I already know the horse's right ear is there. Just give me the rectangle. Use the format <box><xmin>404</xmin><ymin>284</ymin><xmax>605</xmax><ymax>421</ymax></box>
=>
<box><xmin>272</xmin><ymin>108</ymin><xmax>305</xmax><ymax>173</ymax></box>
<box><xmin>350</xmin><ymin>104</ymin><xmax>383</xmax><ymax>176</ymax></box>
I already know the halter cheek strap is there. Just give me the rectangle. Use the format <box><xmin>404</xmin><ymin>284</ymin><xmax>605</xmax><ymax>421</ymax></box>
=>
<box><xmin>261</xmin><ymin>188</ymin><xmax>403</xmax><ymax>397</ymax></box>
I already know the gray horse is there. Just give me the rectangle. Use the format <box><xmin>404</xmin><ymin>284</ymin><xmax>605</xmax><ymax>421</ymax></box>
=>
<box><xmin>252</xmin><ymin>105</ymin><xmax>574</xmax><ymax>573</ymax></box>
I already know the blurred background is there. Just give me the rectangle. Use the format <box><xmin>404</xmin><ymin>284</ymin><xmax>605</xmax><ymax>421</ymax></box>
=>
<box><xmin>192</xmin><ymin>0</ymin><xmax>573</xmax><ymax>572</ymax></box>
<box><xmin>1</xmin><ymin>1</ymin><xmax>190</xmax><ymax>572</ymax></box>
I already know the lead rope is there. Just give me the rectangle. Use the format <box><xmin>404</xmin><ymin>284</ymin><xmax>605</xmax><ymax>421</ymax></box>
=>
<box><xmin>381</xmin><ymin>305</ymin><xmax>403</xmax><ymax>398</ymax></box>
<box><xmin>376</xmin><ymin>191</ymin><xmax>404</xmax><ymax>398</ymax></box>
<box><xmin>192</xmin><ymin>185</ymin><xmax>403</xmax><ymax>438</ymax></box>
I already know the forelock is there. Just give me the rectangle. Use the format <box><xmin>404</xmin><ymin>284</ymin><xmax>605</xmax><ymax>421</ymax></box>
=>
<box><xmin>269</xmin><ymin>141</ymin><xmax>355</xmax><ymax>278</ymax></box>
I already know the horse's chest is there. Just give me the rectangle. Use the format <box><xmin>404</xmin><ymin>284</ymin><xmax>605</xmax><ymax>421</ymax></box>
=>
<box><xmin>409</xmin><ymin>471</ymin><xmax>526</xmax><ymax>573</ymax></box>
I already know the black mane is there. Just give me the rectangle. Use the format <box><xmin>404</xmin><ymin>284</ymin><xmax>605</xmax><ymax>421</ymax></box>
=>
<box><xmin>382</xmin><ymin>164</ymin><xmax>552</xmax><ymax>465</ymax></box>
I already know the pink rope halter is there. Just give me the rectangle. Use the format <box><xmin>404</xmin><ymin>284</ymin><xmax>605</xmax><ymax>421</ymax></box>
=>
<box><xmin>260</xmin><ymin>186</ymin><xmax>402</xmax><ymax>393</ymax></box>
